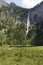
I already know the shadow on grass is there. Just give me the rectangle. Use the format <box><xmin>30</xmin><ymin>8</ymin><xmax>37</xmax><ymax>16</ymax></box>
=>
<box><xmin>10</xmin><ymin>45</ymin><xmax>37</xmax><ymax>48</ymax></box>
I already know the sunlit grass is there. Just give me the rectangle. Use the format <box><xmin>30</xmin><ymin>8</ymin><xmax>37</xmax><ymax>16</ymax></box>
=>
<box><xmin>0</xmin><ymin>46</ymin><xmax>43</xmax><ymax>65</ymax></box>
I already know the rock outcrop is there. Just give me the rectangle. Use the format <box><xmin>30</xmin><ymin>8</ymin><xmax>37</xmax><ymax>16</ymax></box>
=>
<box><xmin>0</xmin><ymin>0</ymin><xmax>8</xmax><ymax>7</ymax></box>
<box><xmin>30</xmin><ymin>1</ymin><xmax>43</xmax><ymax>24</ymax></box>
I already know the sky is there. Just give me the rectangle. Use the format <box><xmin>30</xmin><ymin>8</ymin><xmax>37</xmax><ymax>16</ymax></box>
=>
<box><xmin>5</xmin><ymin>0</ymin><xmax>43</xmax><ymax>9</ymax></box>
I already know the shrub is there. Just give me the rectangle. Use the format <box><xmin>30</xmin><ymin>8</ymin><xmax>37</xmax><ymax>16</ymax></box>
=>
<box><xmin>0</xmin><ymin>32</ymin><xmax>6</xmax><ymax>46</ymax></box>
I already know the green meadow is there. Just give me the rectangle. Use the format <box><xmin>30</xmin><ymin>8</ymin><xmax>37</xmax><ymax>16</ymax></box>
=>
<box><xmin>0</xmin><ymin>46</ymin><xmax>43</xmax><ymax>65</ymax></box>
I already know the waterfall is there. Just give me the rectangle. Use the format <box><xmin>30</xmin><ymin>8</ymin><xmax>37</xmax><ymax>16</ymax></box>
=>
<box><xmin>26</xmin><ymin>13</ymin><xmax>30</xmax><ymax>35</ymax></box>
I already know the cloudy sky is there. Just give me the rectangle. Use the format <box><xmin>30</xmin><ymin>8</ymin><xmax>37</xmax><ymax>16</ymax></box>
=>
<box><xmin>5</xmin><ymin>0</ymin><xmax>43</xmax><ymax>9</ymax></box>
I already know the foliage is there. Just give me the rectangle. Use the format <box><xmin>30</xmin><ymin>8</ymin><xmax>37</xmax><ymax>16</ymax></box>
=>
<box><xmin>6</xmin><ymin>23</ymin><xmax>26</xmax><ymax>45</ymax></box>
<box><xmin>0</xmin><ymin>32</ymin><xmax>6</xmax><ymax>45</ymax></box>
<box><xmin>27</xmin><ymin>24</ymin><xmax>37</xmax><ymax>45</ymax></box>
<box><xmin>27</xmin><ymin>22</ymin><xmax>43</xmax><ymax>46</ymax></box>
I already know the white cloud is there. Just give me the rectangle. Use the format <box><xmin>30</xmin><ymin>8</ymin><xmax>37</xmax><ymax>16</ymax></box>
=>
<box><xmin>5</xmin><ymin>0</ymin><xmax>43</xmax><ymax>9</ymax></box>
<box><xmin>22</xmin><ymin>0</ymin><xmax>43</xmax><ymax>8</ymax></box>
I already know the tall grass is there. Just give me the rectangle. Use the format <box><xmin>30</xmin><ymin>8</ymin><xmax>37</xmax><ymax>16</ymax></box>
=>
<box><xmin>0</xmin><ymin>46</ymin><xmax>43</xmax><ymax>65</ymax></box>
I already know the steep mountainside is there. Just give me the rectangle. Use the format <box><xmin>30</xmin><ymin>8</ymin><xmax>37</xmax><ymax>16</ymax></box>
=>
<box><xmin>0</xmin><ymin>2</ymin><xmax>29</xmax><ymax>22</ymax></box>
<box><xmin>9</xmin><ymin>2</ymin><xmax>29</xmax><ymax>22</ymax></box>
<box><xmin>30</xmin><ymin>1</ymin><xmax>43</xmax><ymax>24</ymax></box>
<box><xmin>0</xmin><ymin>0</ymin><xmax>8</xmax><ymax>7</ymax></box>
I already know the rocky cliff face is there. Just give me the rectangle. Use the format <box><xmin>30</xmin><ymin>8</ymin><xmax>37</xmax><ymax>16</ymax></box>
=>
<box><xmin>0</xmin><ymin>0</ymin><xmax>8</xmax><ymax>7</ymax></box>
<box><xmin>0</xmin><ymin>2</ymin><xmax>29</xmax><ymax>23</ymax></box>
<box><xmin>30</xmin><ymin>1</ymin><xmax>43</xmax><ymax>24</ymax></box>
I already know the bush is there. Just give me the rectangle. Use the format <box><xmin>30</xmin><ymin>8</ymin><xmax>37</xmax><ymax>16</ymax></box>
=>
<box><xmin>0</xmin><ymin>32</ymin><xmax>6</xmax><ymax>46</ymax></box>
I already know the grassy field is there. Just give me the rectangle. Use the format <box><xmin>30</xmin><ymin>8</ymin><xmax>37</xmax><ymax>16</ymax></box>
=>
<box><xmin>0</xmin><ymin>46</ymin><xmax>43</xmax><ymax>65</ymax></box>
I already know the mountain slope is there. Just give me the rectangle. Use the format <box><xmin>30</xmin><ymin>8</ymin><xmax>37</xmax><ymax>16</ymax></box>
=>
<box><xmin>0</xmin><ymin>0</ymin><xmax>8</xmax><ymax>7</ymax></box>
<box><xmin>0</xmin><ymin>2</ymin><xmax>29</xmax><ymax>22</ymax></box>
<box><xmin>30</xmin><ymin>1</ymin><xmax>43</xmax><ymax>24</ymax></box>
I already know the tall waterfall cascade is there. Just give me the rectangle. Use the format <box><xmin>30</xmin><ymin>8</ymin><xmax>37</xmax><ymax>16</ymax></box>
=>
<box><xmin>26</xmin><ymin>13</ymin><xmax>30</xmax><ymax>35</ymax></box>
